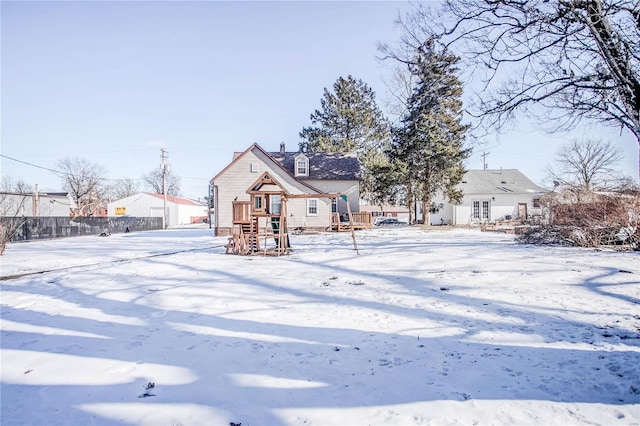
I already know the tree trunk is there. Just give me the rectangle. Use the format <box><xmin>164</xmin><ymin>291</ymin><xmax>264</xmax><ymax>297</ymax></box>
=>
<box><xmin>637</xmin><ymin>136</ymin><xmax>640</xmax><ymax>183</ymax></box>
<box><xmin>407</xmin><ymin>186</ymin><xmax>414</xmax><ymax>224</ymax></box>
<box><xmin>421</xmin><ymin>199</ymin><xmax>428</xmax><ymax>226</ymax></box>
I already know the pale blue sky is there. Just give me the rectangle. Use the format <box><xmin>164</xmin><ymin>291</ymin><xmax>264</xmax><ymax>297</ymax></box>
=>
<box><xmin>2</xmin><ymin>0</ymin><xmax>638</xmax><ymax>199</ymax></box>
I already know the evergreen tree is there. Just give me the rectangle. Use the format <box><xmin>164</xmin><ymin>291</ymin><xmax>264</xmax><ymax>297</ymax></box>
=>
<box><xmin>299</xmin><ymin>75</ymin><xmax>391</xmax><ymax>201</ymax></box>
<box><xmin>299</xmin><ymin>75</ymin><xmax>389</xmax><ymax>153</ymax></box>
<box><xmin>392</xmin><ymin>39</ymin><xmax>471</xmax><ymax>224</ymax></box>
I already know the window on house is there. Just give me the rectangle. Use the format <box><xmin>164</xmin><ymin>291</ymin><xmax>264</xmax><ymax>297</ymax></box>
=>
<box><xmin>296</xmin><ymin>159</ymin><xmax>308</xmax><ymax>176</ymax></box>
<box><xmin>533</xmin><ymin>198</ymin><xmax>540</xmax><ymax>208</ymax></box>
<box><xmin>473</xmin><ymin>200</ymin><xmax>491</xmax><ymax>220</ymax></box>
<box><xmin>250</xmin><ymin>162</ymin><xmax>259</xmax><ymax>173</ymax></box>
<box><xmin>331</xmin><ymin>198</ymin><xmax>337</xmax><ymax>213</ymax></box>
<box><xmin>270</xmin><ymin>194</ymin><xmax>281</xmax><ymax>215</ymax></box>
<box><xmin>307</xmin><ymin>199</ymin><xmax>318</xmax><ymax>216</ymax></box>
<box><xmin>482</xmin><ymin>201</ymin><xmax>490</xmax><ymax>220</ymax></box>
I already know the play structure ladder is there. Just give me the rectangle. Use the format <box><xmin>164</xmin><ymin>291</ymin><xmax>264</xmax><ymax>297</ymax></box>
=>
<box><xmin>240</xmin><ymin>217</ymin><xmax>260</xmax><ymax>253</ymax></box>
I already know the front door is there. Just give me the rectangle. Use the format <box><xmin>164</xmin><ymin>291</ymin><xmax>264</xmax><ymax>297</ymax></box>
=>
<box><xmin>518</xmin><ymin>203</ymin><xmax>527</xmax><ymax>219</ymax></box>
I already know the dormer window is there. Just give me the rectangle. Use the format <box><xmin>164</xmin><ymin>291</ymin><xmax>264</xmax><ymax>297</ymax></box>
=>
<box><xmin>297</xmin><ymin>159</ymin><xmax>307</xmax><ymax>175</ymax></box>
<box><xmin>295</xmin><ymin>154</ymin><xmax>309</xmax><ymax>177</ymax></box>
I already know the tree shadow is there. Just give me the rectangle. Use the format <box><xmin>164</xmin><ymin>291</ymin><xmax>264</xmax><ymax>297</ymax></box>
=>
<box><xmin>1</xmin><ymin>229</ymin><xmax>639</xmax><ymax>425</ymax></box>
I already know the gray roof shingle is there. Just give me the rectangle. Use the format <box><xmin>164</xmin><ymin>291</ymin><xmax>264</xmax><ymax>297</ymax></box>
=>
<box><xmin>459</xmin><ymin>169</ymin><xmax>547</xmax><ymax>194</ymax></box>
<box><xmin>268</xmin><ymin>151</ymin><xmax>361</xmax><ymax>181</ymax></box>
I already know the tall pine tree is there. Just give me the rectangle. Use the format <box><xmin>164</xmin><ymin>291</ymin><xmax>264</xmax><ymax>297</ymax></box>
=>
<box><xmin>299</xmin><ymin>75</ymin><xmax>389</xmax><ymax>153</ymax></box>
<box><xmin>392</xmin><ymin>39</ymin><xmax>470</xmax><ymax>224</ymax></box>
<box><xmin>299</xmin><ymin>75</ymin><xmax>390</xmax><ymax>201</ymax></box>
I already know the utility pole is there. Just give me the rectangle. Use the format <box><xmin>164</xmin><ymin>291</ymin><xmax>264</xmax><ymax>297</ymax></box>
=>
<box><xmin>161</xmin><ymin>149</ymin><xmax>168</xmax><ymax>229</ymax></box>
<box><xmin>207</xmin><ymin>184</ymin><xmax>213</xmax><ymax>229</ymax></box>
<box><xmin>481</xmin><ymin>151</ymin><xmax>490</xmax><ymax>170</ymax></box>
<box><xmin>33</xmin><ymin>184</ymin><xmax>39</xmax><ymax>217</ymax></box>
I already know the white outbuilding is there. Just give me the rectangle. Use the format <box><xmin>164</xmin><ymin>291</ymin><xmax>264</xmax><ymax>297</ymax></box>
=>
<box><xmin>423</xmin><ymin>169</ymin><xmax>549</xmax><ymax>226</ymax></box>
<box><xmin>107</xmin><ymin>192</ymin><xmax>208</xmax><ymax>227</ymax></box>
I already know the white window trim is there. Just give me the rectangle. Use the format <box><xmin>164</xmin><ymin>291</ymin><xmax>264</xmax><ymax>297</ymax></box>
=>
<box><xmin>472</xmin><ymin>199</ymin><xmax>491</xmax><ymax>221</ymax></box>
<box><xmin>306</xmin><ymin>198</ymin><xmax>318</xmax><ymax>216</ymax></box>
<box><xmin>270</xmin><ymin>194</ymin><xmax>282</xmax><ymax>215</ymax></box>
<box><xmin>472</xmin><ymin>201</ymin><xmax>480</xmax><ymax>219</ymax></box>
<box><xmin>295</xmin><ymin>155</ymin><xmax>309</xmax><ymax>177</ymax></box>
<box><xmin>482</xmin><ymin>200</ymin><xmax>490</xmax><ymax>220</ymax></box>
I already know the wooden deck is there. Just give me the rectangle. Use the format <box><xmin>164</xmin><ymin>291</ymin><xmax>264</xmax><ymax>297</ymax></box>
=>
<box><xmin>330</xmin><ymin>212</ymin><xmax>372</xmax><ymax>232</ymax></box>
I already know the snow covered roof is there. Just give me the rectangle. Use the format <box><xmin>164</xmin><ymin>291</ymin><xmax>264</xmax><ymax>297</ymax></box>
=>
<box><xmin>144</xmin><ymin>192</ymin><xmax>206</xmax><ymax>206</ymax></box>
<box><xmin>459</xmin><ymin>169</ymin><xmax>548</xmax><ymax>195</ymax></box>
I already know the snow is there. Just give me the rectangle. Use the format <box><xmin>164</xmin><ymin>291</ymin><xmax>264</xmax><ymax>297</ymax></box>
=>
<box><xmin>1</xmin><ymin>225</ymin><xmax>639</xmax><ymax>426</ymax></box>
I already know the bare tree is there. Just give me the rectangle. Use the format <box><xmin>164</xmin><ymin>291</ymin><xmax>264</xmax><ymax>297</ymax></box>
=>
<box><xmin>380</xmin><ymin>63</ymin><xmax>422</xmax><ymax>131</ymax></box>
<box><xmin>57</xmin><ymin>157</ymin><xmax>107</xmax><ymax>217</ymax></box>
<box><xmin>143</xmin><ymin>167</ymin><xmax>181</xmax><ymax>196</ymax></box>
<box><xmin>1</xmin><ymin>177</ymin><xmax>32</xmax><ymax>196</ymax></box>
<box><xmin>108</xmin><ymin>179</ymin><xmax>141</xmax><ymax>200</ymax></box>
<box><xmin>0</xmin><ymin>177</ymin><xmax>32</xmax><ymax>255</ymax></box>
<box><xmin>546</xmin><ymin>138</ymin><xmax>624</xmax><ymax>190</ymax></box>
<box><xmin>386</xmin><ymin>0</ymin><xmax>640</xmax><ymax>177</ymax></box>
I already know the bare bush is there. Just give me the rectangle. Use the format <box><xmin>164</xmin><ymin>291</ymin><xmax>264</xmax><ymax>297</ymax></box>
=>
<box><xmin>520</xmin><ymin>190</ymin><xmax>639</xmax><ymax>250</ymax></box>
<box><xmin>0</xmin><ymin>178</ymin><xmax>32</xmax><ymax>255</ymax></box>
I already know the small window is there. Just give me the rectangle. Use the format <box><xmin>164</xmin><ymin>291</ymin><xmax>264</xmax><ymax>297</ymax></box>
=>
<box><xmin>307</xmin><ymin>199</ymin><xmax>318</xmax><ymax>216</ymax></box>
<box><xmin>296</xmin><ymin>159</ymin><xmax>308</xmax><ymax>176</ymax></box>
<box><xmin>250</xmin><ymin>162</ymin><xmax>259</xmax><ymax>173</ymax></box>
<box><xmin>331</xmin><ymin>198</ymin><xmax>337</xmax><ymax>213</ymax></box>
<box><xmin>533</xmin><ymin>198</ymin><xmax>540</xmax><ymax>208</ymax></box>
<box><xmin>473</xmin><ymin>201</ymin><xmax>480</xmax><ymax>219</ymax></box>
<box><xmin>254</xmin><ymin>196</ymin><xmax>263</xmax><ymax>212</ymax></box>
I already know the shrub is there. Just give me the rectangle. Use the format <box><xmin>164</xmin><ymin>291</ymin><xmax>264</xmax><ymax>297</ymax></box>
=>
<box><xmin>519</xmin><ymin>190</ymin><xmax>639</xmax><ymax>250</ymax></box>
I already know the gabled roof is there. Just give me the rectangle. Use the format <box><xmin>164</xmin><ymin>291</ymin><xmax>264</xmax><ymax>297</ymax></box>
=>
<box><xmin>144</xmin><ymin>192</ymin><xmax>206</xmax><ymax>206</ymax></box>
<box><xmin>211</xmin><ymin>143</ymin><xmax>359</xmax><ymax>195</ymax></box>
<box><xmin>459</xmin><ymin>170</ymin><xmax>547</xmax><ymax>195</ymax></box>
<box><xmin>212</xmin><ymin>144</ymin><xmax>329</xmax><ymax>195</ymax></box>
<box><xmin>268</xmin><ymin>151</ymin><xmax>360</xmax><ymax>180</ymax></box>
<box><xmin>247</xmin><ymin>172</ymin><xmax>290</xmax><ymax>195</ymax></box>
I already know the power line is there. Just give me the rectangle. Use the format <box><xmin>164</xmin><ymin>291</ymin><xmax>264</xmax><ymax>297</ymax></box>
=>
<box><xmin>2</xmin><ymin>153</ymin><xmax>210</xmax><ymax>186</ymax></box>
<box><xmin>1</xmin><ymin>154</ymin><xmax>145</xmax><ymax>182</ymax></box>
<box><xmin>1</xmin><ymin>154</ymin><xmax>66</xmax><ymax>176</ymax></box>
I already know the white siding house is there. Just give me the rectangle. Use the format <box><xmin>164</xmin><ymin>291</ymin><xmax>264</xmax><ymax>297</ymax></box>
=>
<box><xmin>424</xmin><ymin>169</ymin><xmax>548</xmax><ymax>226</ymax></box>
<box><xmin>107</xmin><ymin>193</ymin><xmax>207</xmax><ymax>226</ymax></box>
<box><xmin>1</xmin><ymin>192</ymin><xmax>71</xmax><ymax>217</ymax></box>
<box><xmin>210</xmin><ymin>143</ymin><xmax>361</xmax><ymax>235</ymax></box>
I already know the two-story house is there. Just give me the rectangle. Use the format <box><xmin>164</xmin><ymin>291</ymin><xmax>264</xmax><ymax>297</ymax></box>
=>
<box><xmin>210</xmin><ymin>143</ymin><xmax>362</xmax><ymax>236</ymax></box>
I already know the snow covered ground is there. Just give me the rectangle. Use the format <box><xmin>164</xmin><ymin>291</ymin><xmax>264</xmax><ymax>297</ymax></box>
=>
<box><xmin>1</xmin><ymin>225</ymin><xmax>639</xmax><ymax>426</ymax></box>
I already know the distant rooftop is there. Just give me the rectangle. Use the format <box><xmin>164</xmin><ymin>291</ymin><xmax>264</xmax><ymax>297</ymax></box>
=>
<box><xmin>459</xmin><ymin>169</ymin><xmax>547</xmax><ymax>194</ymax></box>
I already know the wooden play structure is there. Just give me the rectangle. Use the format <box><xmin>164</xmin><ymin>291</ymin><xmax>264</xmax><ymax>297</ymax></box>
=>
<box><xmin>224</xmin><ymin>172</ymin><xmax>371</xmax><ymax>256</ymax></box>
<box><xmin>224</xmin><ymin>173</ymin><xmax>291</xmax><ymax>256</ymax></box>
